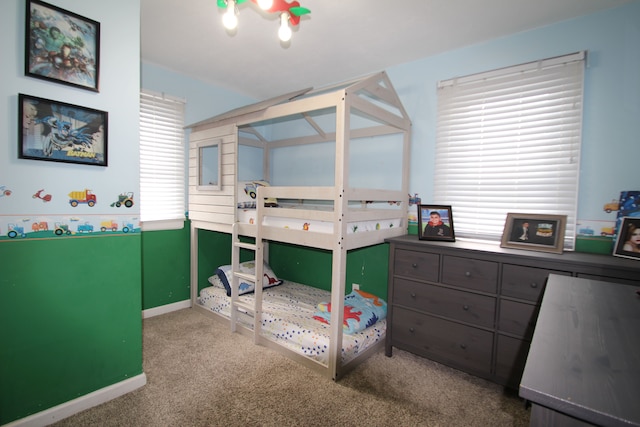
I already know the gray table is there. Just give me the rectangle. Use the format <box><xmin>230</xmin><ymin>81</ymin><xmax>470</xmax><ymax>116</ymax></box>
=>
<box><xmin>520</xmin><ymin>274</ymin><xmax>640</xmax><ymax>427</ymax></box>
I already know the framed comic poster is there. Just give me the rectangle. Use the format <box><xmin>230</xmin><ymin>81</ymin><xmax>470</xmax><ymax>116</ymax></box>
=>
<box><xmin>19</xmin><ymin>93</ymin><xmax>108</xmax><ymax>166</ymax></box>
<box><xmin>25</xmin><ymin>0</ymin><xmax>100</xmax><ymax>91</ymax></box>
<box><xmin>418</xmin><ymin>204</ymin><xmax>455</xmax><ymax>241</ymax></box>
<box><xmin>613</xmin><ymin>217</ymin><xmax>640</xmax><ymax>260</ymax></box>
<box><xmin>501</xmin><ymin>213</ymin><xmax>566</xmax><ymax>254</ymax></box>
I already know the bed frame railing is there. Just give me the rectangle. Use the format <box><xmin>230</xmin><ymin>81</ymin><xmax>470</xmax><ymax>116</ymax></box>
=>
<box><xmin>252</xmin><ymin>185</ymin><xmax>406</xmax><ymax>250</ymax></box>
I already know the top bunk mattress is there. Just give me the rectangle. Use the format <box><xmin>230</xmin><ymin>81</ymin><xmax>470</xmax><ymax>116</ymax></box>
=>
<box><xmin>237</xmin><ymin>207</ymin><xmax>401</xmax><ymax>234</ymax></box>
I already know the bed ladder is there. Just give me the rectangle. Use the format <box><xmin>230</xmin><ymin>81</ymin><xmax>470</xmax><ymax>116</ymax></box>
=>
<box><xmin>230</xmin><ymin>221</ymin><xmax>265</xmax><ymax>344</ymax></box>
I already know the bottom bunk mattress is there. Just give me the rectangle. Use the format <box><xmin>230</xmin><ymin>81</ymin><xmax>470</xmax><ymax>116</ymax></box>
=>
<box><xmin>197</xmin><ymin>279</ymin><xmax>386</xmax><ymax>366</ymax></box>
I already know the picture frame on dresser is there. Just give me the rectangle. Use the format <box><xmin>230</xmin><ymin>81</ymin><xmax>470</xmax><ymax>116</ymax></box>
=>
<box><xmin>417</xmin><ymin>204</ymin><xmax>455</xmax><ymax>241</ymax></box>
<box><xmin>613</xmin><ymin>217</ymin><xmax>640</xmax><ymax>260</ymax></box>
<box><xmin>500</xmin><ymin>213</ymin><xmax>566</xmax><ymax>254</ymax></box>
<box><xmin>25</xmin><ymin>0</ymin><xmax>100</xmax><ymax>92</ymax></box>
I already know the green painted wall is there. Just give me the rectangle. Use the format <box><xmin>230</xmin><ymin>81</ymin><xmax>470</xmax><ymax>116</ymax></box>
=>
<box><xmin>141</xmin><ymin>222</ymin><xmax>191</xmax><ymax>309</ymax></box>
<box><xmin>197</xmin><ymin>230</ymin><xmax>232</xmax><ymax>293</ymax></box>
<box><xmin>269</xmin><ymin>242</ymin><xmax>390</xmax><ymax>298</ymax></box>
<box><xmin>193</xmin><ymin>228</ymin><xmax>390</xmax><ymax>299</ymax></box>
<box><xmin>0</xmin><ymin>236</ymin><xmax>143</xmax><ymax>424</ymax></box>
<box><xmin>195</xmin><ymin>229</ymin><xmax>255</xmax><ymax>293</ymax></box>
<box><xmin>575</xmin><ymin>236</ymin><xmax>615</xmax><ymax>255</ymax></box>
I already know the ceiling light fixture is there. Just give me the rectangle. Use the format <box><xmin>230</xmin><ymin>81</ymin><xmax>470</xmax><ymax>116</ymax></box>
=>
<box><xmin>217</xmin><ymin>0</ymin><xmax>310</xmax><ymax>42</ymax></box>
<box><xmin>256</xmin><ymin>0</ymin><xmax>273</xmax><ymax>9</ymax></box>
<box><xmin>278</xmin><ymin>12</ymin><xmax>292</xmax><ymax>42</ymax></box>
<box><xmin>222</xmin><ymin>0</ymin><xmax>238</xmax><ymax>30</ymax></box>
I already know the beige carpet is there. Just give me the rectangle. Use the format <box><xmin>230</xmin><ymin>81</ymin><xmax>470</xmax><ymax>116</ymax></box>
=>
<box><xmin>53</xmin><ymin>308</ymin><xmax>530</xmax><ymax>427</ymax></box>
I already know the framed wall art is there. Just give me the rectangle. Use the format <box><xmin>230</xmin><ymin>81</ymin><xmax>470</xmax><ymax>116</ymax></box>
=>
<box><xmin>501</xmin><ymin>213</ymin><xmax>566</xmax><ymax>254</ymax></box>
<box><xmin>418</xmin><ymin>204</ymin><xmax>455</xmax><ymax>241</ymax></box>
<box><xmin>613</xmin><ymin>217</ymin><xmax>640</xmax><ymax>260</ymax></box>
<box><xmin>19</xmin><ymin>93</ymin><xmax>108</xmax><ymax>167</ymax></box>
<box><xmin>25</xmin><ymin>0</ymin><xmax>100</xmax><ymax>91</ymax></box>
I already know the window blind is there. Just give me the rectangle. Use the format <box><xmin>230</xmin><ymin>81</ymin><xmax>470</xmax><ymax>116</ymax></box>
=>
<box><xmin>139</xmin><ymin>90</ymin><xmax>186</xmax><ymax>226</ymax></box>
<box><xmin>434</xmin><ymin>52</ymin><xmax>585</xmax><ymax>249</ymax></box>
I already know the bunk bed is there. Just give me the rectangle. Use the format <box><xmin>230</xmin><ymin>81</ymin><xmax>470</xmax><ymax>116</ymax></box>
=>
<box><xmin>187</xmin><ymin>71</ymin><xmax>411</xmax><ymax>380</ymax></box>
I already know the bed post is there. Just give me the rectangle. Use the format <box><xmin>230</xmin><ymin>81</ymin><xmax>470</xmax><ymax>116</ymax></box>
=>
<box><xmin>327</xmin><ymin>89</ymin><xmax>351</xmax><ymax>380</ymax></box>
<box><xmin>190</xmin><ymin>223</ymin><xmax>199</xmax><ymax>306</ymax></box>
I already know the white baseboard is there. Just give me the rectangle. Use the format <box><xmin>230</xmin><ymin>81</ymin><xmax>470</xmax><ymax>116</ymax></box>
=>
<box><xmin>4</xmin><ymin>373</ymin><xmax>147</xmax><ymax>427</ymax></box>
<box><xmin>142</xmin><ymin>299</ymin><xmax>191</xmax><ymax>318</ymax></box>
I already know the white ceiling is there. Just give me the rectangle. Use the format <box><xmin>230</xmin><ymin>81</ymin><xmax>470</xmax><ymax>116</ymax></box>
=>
<box><xmin>140</xmin><ymin>0</ymin><xmax>632</xmax><ymax>100</ymax></box>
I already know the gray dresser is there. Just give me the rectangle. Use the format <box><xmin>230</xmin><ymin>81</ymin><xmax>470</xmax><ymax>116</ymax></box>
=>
<box><xmin>385</xmin><ymin>235</ymin><xmax>640</xmax><ymax>389</ymax></box>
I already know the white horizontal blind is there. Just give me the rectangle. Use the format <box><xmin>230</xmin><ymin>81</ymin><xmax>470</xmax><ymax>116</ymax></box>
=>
<box><xmin>434</xmin><ymin>52</ymin><xmax>585</xmax><ymax>249</ymax></box>
<box><xmin>140</xmin><ymin>90</ymin><xmax>186</xmax><ymax>224</ymax></box>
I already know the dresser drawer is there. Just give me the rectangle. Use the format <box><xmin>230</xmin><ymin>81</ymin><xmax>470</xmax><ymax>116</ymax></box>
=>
<box><xmin>501</xmin><ymin>264</ymin><xmax>570</xmax><ymax>302</ymax></box>
<box><xmin>393</xmin><ymin>278</ymin><xmax>496</xmax><ymax>328</ymax></box>
<box><xmin>495</xmin><ymin>334</ymin><xmax>530</xmax><ymax>389</ymax></box>
<box><xmin>498</xmin><ymin>299</ymin><xmax>538</xmax><ymax>339</ymax></box>
<box><xmin>394</xmin><ymin>249</ymin><xmax>439</xmax><ymax>282</ymax></box>
<box><xmin>391</xmin><ymin>306</ymin><xmax>493</xmax><ymax>377</ymax></box>
<box><xmin>442</xmin><ymin>256</ymin><xmax>498</xmax><ymax>293</ymax></box>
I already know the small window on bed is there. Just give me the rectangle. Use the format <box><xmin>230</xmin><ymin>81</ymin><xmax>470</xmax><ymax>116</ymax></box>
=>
<box><xmin>197</xmin><ymin>139</ymin><xmax>222</xmax><ymax>190</ymax></box>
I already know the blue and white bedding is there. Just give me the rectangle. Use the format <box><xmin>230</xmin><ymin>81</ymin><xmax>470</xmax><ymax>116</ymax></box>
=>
<box><xmin>197</xmin><ymin>277</ymin><xmax>386</xmax><ymax>365</ymax></box>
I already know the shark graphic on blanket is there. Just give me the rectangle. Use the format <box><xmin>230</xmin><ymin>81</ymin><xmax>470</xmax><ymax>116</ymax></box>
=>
<box><xmin>313</xmin><ymin>289</ymin><xmax>387</xmax><ymax>334</ymax></box>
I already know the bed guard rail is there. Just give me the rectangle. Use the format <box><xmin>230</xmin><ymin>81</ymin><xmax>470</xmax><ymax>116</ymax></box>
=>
<box><xmin>257</xmin><ymin>186</ymin><xmax>406</xmax><ymax>205</ymax></box>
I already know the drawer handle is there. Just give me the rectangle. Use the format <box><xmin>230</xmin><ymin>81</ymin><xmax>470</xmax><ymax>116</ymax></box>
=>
<box><xmin>412</xmin><ymin>263</ymin><xmax>418</xmax><ymax>268</ymax></box>
<box><xmin>462</xmin><ymin>305</ymin><xmax>470</xmax><ymax>311</ymax></box>
<box><xmin>460</xmin><ymin>343</ymin><xmax>467</xmax><ymax>350</ymax></box>
<box><xmin>409</xmin><ymin>327</ymin><xmax>415</xmax><ymax>333</ymax></box>
<box><xmin>465</xmin><ymin>271</ymin><xmax>471</xmax><ymax>277</ymax></box>
<box><xmin>410</xmin><ymin>292</ymin><xmax>416</xmax><ymax>299</ymax></box>
<box><xmin>530</xmin><ymin>282</ymin><xmax>538</xmax><ymax>288</ymax></box>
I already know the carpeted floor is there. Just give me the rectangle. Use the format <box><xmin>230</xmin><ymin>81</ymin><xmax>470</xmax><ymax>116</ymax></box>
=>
<box><xmin>52</xmin><ymin>308</ymin><xmax>530</xmax><ymax>427</ymax></box>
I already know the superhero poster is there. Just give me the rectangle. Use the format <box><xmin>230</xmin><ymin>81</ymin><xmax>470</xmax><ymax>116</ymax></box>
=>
<box><xmin>19</xmin><ymin>93</ymin><xmax>108</xmax><ymax>167</ymax></box>
<box><xmin>26</xmin><ymin>0</ymin><xmax>100</xmax><ymax>91</ymax></box>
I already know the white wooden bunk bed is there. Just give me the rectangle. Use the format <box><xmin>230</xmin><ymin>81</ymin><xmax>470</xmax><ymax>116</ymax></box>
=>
<box><xmin>187</xmin><ymin>72</ymin><xmax>411</xmax><ymax>380</ymax></box>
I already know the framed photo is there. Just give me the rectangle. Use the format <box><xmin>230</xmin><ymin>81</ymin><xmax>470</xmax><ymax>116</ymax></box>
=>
<box><xmin>25</xmin><ymin>0</ymin><xmax>100</xmax><ymax>91</ymax></box>
<box><xmin>418</xmin><ymin>205</ymin><xmax>455</xmax><ymax>241</ymax></box>
<box><xmin>19</xmin><ymin>93</ymin><xmax>108</xmax><ymax>167</ymax></box>
<box><xmin>501</xmin><ymin>213</ymin><xmax>566</xmax><ymax>254</ymax></box>
<box><xmin>613</xmin><ymin>217</ymin><xmax>640</xmax><ymax>260</ymax></box>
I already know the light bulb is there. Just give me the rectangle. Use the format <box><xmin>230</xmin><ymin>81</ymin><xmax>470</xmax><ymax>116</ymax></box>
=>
<box><xmin>222</xmin><ymin>0</ymin><xmax>238</xmax><ymax>30</ymax></box>
<box><xmin>257</xmin><ymin>0</ymin><xmax>273</xmax><ymax>10</ymax></box>
<box><xmin>278</xmin><ymin>13</ymin><xmax>292</xmax><ymax>42</ymax></box>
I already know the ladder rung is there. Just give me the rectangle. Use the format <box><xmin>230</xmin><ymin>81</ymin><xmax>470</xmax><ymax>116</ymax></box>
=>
<box><xmin>234</xmin><ymin>241</ymin><xmax>256</xmax><ymax>250</ymax></box>
<box><xmin>234</xmin><ymin>272</ymin><xmax>256</xmax><ymax>283</ymax></box>
<box><xmin>233</xmin><ymin>301</ymin><xmax>255</xmax><ymax>313</ymax></box>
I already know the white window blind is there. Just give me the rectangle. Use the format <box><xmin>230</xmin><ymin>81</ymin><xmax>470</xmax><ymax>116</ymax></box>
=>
<box><xmin>140</xmin><ymin>90</ymin><xmax>186</xmax><ymax>228</ymax></box>
<box><xmin>434</xmin><ymin>52</ymin><xmax>585</xmax><ymax>249</ymax></box>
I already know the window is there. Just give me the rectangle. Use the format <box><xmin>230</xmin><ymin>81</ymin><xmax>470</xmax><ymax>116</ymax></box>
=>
<box><xmin>434</xmin><ymin>52</ymin><xmax>585</xmax><ymax>249</ymax></box>
<box><xmin>139</xmin><ymin>90</ymin><xmax>186</xmax><ymax>230</ymax></box>
<box><xmin>197</xmin><ymin>139</ymin><xmax>221</xmax><ymax>190</ymax></box>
